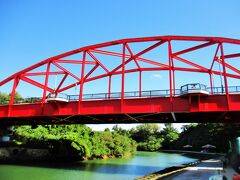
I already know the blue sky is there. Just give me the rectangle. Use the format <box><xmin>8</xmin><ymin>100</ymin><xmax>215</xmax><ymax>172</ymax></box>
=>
<box><xmin>1</xmin><ymin>0</ymin><xmax>240</xmax><ymax>130</ymax></box>
<box><xmin>1</xmin><ymin>0</ymin><xmax>240</xmax><ymax>92</ymax></box>
<box><xmin>1</xmin><ymin>0</ymin><xmax>240</xmax><ymax>94</ymax></box>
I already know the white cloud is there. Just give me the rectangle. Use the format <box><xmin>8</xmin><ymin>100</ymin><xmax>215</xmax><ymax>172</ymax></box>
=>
<box><xmin>151</xmin><ymin>74</ymin><xmax>163</xmax><ymax>79</ymax></box>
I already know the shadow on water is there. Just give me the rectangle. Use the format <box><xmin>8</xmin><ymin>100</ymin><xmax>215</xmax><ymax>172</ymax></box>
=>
<box><xmin>0</xmin><ymin>151</ymin><xmax>199</xmax><ymax>179</ymax></box>
<box><xmin>0</xmin><ymin>160</ymin><xmax>165</xmax><ymax>176</ymax></box>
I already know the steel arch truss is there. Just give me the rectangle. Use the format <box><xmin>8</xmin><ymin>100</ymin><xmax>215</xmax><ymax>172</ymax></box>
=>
<box><xmin>1</xmin><ymin>35</ymin><xmax>240</xmax><ymax>124</ymax></box>
<box><xmin>1</xmin><ymin>36</ymin><xmax>240</xmax><ymax>104</ymax></box>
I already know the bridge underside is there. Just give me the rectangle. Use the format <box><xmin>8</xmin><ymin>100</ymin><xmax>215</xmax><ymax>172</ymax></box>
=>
<box><xmin>0</xmin><ymin>112</ymin><xmax>240</xmax><ymax>125</ymax></box>
<box><xmin>0</xmin><ymin>94</ymin><xmax>240</xmax><ymax>125</ymax></box>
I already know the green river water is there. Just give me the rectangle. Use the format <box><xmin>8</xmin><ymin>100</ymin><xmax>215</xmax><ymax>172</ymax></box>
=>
<box><xmin>0</xmin><ymin>151</ymin><xmax>197</xmax><ymax>180</ymax></box>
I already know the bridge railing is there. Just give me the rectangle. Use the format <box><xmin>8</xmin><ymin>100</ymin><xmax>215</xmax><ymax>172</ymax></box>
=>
<box><xmin>58</xmin><ymin>85</ymin><xmax>240</xmax><ymax>101</ymax></box>
<box><xmin>67</xmin><ymin>86</ymin><xmax>240</xmax><ymax>101</ymax></box>
<box><xmin>1</xmin><ymin>86</ymin><xmax>240</xmax><ymax>105</ymax></box>
<box><xmin>207</xmin><ymin>86</ymin><xmax>240</xmax><ymax>94</ymax></box>
<box><xmin>68</xmin><ymin>89</ymin><xmax>182</xmax><ymax>101</ymax></box>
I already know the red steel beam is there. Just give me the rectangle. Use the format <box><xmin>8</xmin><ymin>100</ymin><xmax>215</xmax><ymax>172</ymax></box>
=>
<box><xmin>22</xmin><ymin>71</ymin><xmax>65</xmax><ymax>76</ymax></box>
<box><xmin>210</xmin><ymin>43</ymin><xmax>220</xmax><ymax>71</ymax></box>
<box><xmin>90</xmin><ymin>49</ymin><xmax>169</xmax><ymax>68</ymax></box>
<box><xmin>58</xmin><ymin>81</ymin><xmax>82</xmax><ymax>93</ymax></box>
<box><xmin>55</xmin><ymin>59</ymin><xmax>96</xmax><ymax>65</ymax></box>
<box><xmin>212</xmin><ymin>70</ymin><xmax>240</xmax><ymax>79</ymax></box>
<box><xmin>57</xmin><ymin>65</ymin><xmax>240</xmax><ymax>94</ymax></box>
<box><xmin>9</xmin><ymin>77</ymin><xmax>20</xmax><ymax>106</ymax></box>
<box><xmin>21</xmin><ymin>76</ymin><xmax>54</xmax><ymax>92</ymax></box>
<box><xmin>110</xmin><ymin>40</ymin><xmax>166</xmax><ymax>74</ymax></box>
<box><xmin>84</xmin><ymin>64</ymin><xmax>99</xmax><ymax>80</ymax></box>
<box><xmin>1</xmin><ymin>94</ymin><xmax>240</xmax><ymax>122</ymax></box>
<box><xmin>173</xmin><ymin>56</ymin><xmax>208</xmax><ymax>71</ymax></box>
<box><xmin>79</xmin><ymin>51</ymin><xmax>86</xmax><ymax>102</ymax></box>
<box><xmin>59</xmin><ymin>67</ymin><xmax>169</xmax><ymax>93</ymax></box>
<box><xmin>125</xmin><ymin>43</ymin><xmax>141</xmax><ymax>69</ymax></box>
<box><xmin>21</xmin><ymin>68</ymin><xmax>240</xmax><ymax>95</ymax></box>
<box><xmin>173</xmin><ymin>67</ymin><xmax>240</xmax><ymax>79</ymax></box>
<box><xmin>121</xmin><ymin>44</ymin><xmax>126</xmax><ymax>111</ymax></box>
<box><xmin>220</xmin><ymin>43</ymin><xmax>230</xmax><ymax>109</ymax></box>
<box><xmin>215</xmin><ymin>58</ymin><xmax>240</xmax><ymax>75</ymax></box>
<box><xmin>224</xmin><ymin>53</ymin><xmax>240</xmax><ymax>59</ymax></box>
<box><xmin>87</xmin><ymin>51</ymin><xmax>109</xmax><ymax>73</ymax></box>
<box><xmin>114</xmin><ymin>68</ymin><xmax>166</xmax><ymax>74</ymax></box>
<box><xmin>42</xmin><ymin>62</ymin><xmax>51</xmax><ymax>103</ymax></box>
<box><xmin>173</xmin><ymin>41</ymin><xmax>216</xmax><ymax>56</ymax></box>
<box><xmin>168</xmin><ymin>41</ymin><xmax>176</xmax><ymax>96</ymax></box>
<box><xmin>1</xmin><ymin>36</ymin><xmax>240</xmax><ymax>88</ymax></box>
<box><xmin>52</xmin><ymin>62</ymin><xmax>81</xmax><ymax>81</ymax></box>
<box><xmin>174</xmin><ymin>67</ymin><xmax>208</xmax><ymax>73</ymax></box>
<box><xmin>55</xmin><ymin>73</ymin><xmax>68</xmax><ymax>93</ymax></box>
<box><xmin>168</xmin><ymin>41</ymin><xmax>173</xmax><ymax>101</ymax></box>
<box><xmin>209</xmin><ymin>73</ymin><xmax>213</xmax><ymax>94</ymax></box>
<box><xmin>137</xmin><ymin>57</ymin><xmax>169</xmax><ymax>68</ymax></box>
<box><xmin>0</xmin><ymin>61</ymin><xmax>49</xmax><ymax>87</ymax></box>
<box><xmin>80</xmin><ymin>36</ymin><xmax>240</xmax><ymax>50</ymax></box>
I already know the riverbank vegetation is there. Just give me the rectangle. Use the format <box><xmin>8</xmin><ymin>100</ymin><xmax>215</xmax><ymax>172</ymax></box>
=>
<box><xmin>110</xmin><ymin>123</ymin><xmax>239</xmax><ymax>153</ymax></box>
<box><xmin>11</xmin><ymin>122</ymin><xmax>239</xmax><ymax>161</ymax></box>
<box><xmin>129</xmin><ymin>124</ymin><xmax>178</xmax><ymax>151</ymax></box>
<box><xmin>171</xmin><ymin>123</ymin><xmax>240</xmax><ymax>152</ymax></box>
<box><xmin>13</xmin><ymin>125</ymin><xmax>137</xmax><ymax>159</ymax></box>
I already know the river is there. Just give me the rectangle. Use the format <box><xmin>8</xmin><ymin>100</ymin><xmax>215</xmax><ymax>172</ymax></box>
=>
<box><xmin>0</xmin><ymin>151</ymin><xmax>197</xmax><ymax>180</ymax></box>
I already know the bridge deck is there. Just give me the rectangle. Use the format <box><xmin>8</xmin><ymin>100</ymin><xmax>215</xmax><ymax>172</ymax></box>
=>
<box><xmin>0</xmin><ymin>93</ymin><xmax>240</xmax><ymax>125</ymax></box>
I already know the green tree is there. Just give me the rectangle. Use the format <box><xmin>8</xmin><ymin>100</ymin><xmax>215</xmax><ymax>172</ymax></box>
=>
<box><xmin>130</xmin><ymin>124</ymin><xmax>162</xmax><ymax>151</ymax></box>
<box><xmin>131</xmin><ymin>124</ymin><xmax>160</xmax><ymax>142</ymax></box>
<box><xmin>0</xmin><ymin>91</ymin><xmax>23</xmax><ymax>104</ymax></box>
<box><xmin>161</xmin><ymin>123</ymin><xmax>179</xmax><ymax>149</ymax></box>
<box><xmin>0</xmin><ymin>92</ymin><xmax>10</xmax><ymax>104</ymax></box>
<box><xmin>138</xmin><ymin>136</ymin><xmax>163</xmax><ymax>151</ymax></box>
<box><xmin>172</xmin><ymin>123</ymin><xmax>240</xmax><ymax>153</ymax></box>
<box><xmin>13</xmin><ymin>124</ymin><xmax>137</xmax><ymax>159</ymax></box>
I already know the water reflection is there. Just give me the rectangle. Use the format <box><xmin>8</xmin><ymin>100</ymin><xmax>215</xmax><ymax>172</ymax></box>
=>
<box><xmin>0</xmin><ymin>152</ymin><xmax>197</xmax><ymax>180</ymax></box>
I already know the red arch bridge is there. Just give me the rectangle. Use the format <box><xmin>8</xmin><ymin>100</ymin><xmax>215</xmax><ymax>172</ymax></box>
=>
<box><xmin>1</xmin><ymin>36</ymin><xmax>240</xmax><ymax>125</ymax></box>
